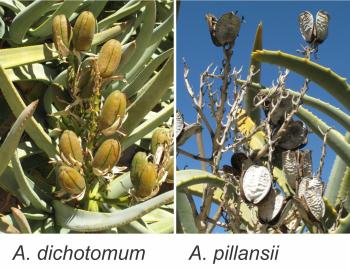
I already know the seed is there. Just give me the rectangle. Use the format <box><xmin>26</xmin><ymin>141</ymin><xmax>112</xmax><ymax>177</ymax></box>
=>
<box><xmin>92</xmin><ymin>139</ymin><xmax>121</xmax><ymax>173</ymax></box>
<box><xmin>57</xmin><ymin>166</ymin><xmax>86</xmax><ymax>195</ymax></box>
<box><xmin>130</xmin><ymin>152</ymin><xmax>157</xmax><ymax>198</ymax></box>
<box><xmin>100</xmin><ymin>90</ymin><xmax>127</xmax><ymax>130</ymax></box>
<box><xmin>241</xmin><ymin>165</ymin><xmax>273</xmax><ymax>204</ymax></box>
<box><xmin>258</xmin><ymin>188</ymin><xmax>284</xmax><ymax>225</ymax></box>
<box><xmin>151</xmin><ymin>127</ymin><xmax>171</xmax><ymax>154</ymax></box>
<box><xmin>52</xmin><ymin>14</ymin><xmax>71</xmax><ymax>57</ymax></box>
<box><xmin>97</xmin><ymin>39</ymin><xmax>122</xmax><ymax>78</ymax></box>
<box><xmin>73</xmin><ymin>11</ymin><xmax>96</xmax><ymax>51</ymax></box>
<box><xmin>59</xmin><ymin>130</ymin><xmax>83</xmax><ymax>163</ymax></box>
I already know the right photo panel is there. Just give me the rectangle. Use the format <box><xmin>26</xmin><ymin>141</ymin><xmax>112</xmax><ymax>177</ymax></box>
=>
<box><xmin>176</xmin><ymin>1</ymin><xmax>350</xmax><ymax>234</ymax></box>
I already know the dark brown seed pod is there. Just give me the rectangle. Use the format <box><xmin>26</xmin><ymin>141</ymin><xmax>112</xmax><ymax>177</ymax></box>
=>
<box><xmin>73</xmin><ymin>11</ymin><xmax>96</xmax><ymax>51</ymax></box>
<box><xmin>57</xmin><ymin>165</ymin><xmax>86</xmax><ymax>196</ymax></box>
<box><xmin>99</xmin><ymin>90</ymin><xmax>127</xmax><ymax>130</ymax></box>
<box><xmin>92</xmin><ymin>139</ymin><xmax>121</xmax><ymax>173</ymax></box>
<box><xmin>52</xmin><ymin>14</ymin><xmax>71</xmax><ymax>57</ymax></box>
<box><xmin>230</xmin><ymin>152</ymin><xmax>250</xmax><ymax>177</ymax></box>
<box><xmin>240</xmin><ymin>165</ymin><xmax>273</xmax><ymax>204</ymax></box>
<box><xmin>59</xmin><ymin>130</ymin><xmax>83</xmax><ymax>163</ymax></box>
<box><xmin>151</xmin><ymin>127</ymin><xmax>171</xmax><ymax>155</ymax></box>
<box><xmin>300</xmin><ymin>150</ymin><xmax>312</xmax><ymax>178</ymax></box>
<box><xmin>97</xmin><ymin>39</ymin><xmax>122</xmax><ymax>78</ymax></box>
<box><xmin>130</xmin><ymin>152</ymin><xmax>158</xmax><ymax>198</ymax></box>
<box><xmin>277</xmin><ymin>120</ymin><xmax>308</xmax><ymax>150</ymax></box>
<box><xmin>268</xmin><ymin>95</ymin><xmax>294</xmax><ymax>126</ymax></box>
<box><xmin>258</xmin><ymin>188</ymin><xmax>285</xmax><ymax>225</ymax></box>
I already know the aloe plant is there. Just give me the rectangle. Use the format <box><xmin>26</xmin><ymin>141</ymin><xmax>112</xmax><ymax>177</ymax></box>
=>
<box><xmin>0</xmin><ymin>0</ymin><xmax>173</xmax><ymax>234</ymax></box>
<box><xmin>176</xmin><ymin>8</ymin><xmax>350</xmax><ymax>234</ymax></box>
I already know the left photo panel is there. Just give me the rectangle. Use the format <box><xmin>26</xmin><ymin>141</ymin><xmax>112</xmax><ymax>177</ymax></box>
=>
<box><xmin>0</xmin><ymin>0</ymin><xmax>174</xmax><ymax>234</ymax></box>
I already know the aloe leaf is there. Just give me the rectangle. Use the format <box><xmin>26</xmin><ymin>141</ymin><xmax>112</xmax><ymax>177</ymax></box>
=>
<box><xmin>297</xmin><ymin>107</ymin><xmax>350</xmax><ymax>167</ymax></box>
<box><xmin>0</xmin><ymin>66</ymin><xmax>57</xmax><ymax>157</ymax></box>
<box><xmin>122</xmin><ymin>48</ymin><xmax>174</xmax><ymax>97</ymax></box>
<box><xmin>176</xmin><ymin>191</ymin><xmax>199</xmax><ymax>233</ymax></box>
<box><xmin>252</xmin><ymin>50</ymin><xmax>350</xmax><ymax>111</ymax></box>
<box><xmin>98</xmin><ymin>0</ymin><xmax>147</xmax><ymax>30</ymax></box>
<box><xmin>122</xmin><ymin>55</ymin><xmax>173</xmax><ymax>135</ymax></box>
<box><xmin>116</xmin><ymin>1</ymin><xmax>156</xmax><ymax>76</ymax></box>
<box><xmin>0</xmin><ymin>166</ymin><xmax>30</xmax><ymax>205</ymax></box>
<box><xmin>325</xmin><ymin>133</ymin><xmax>350</xmax><ymax>205</ymax></box>
<box><xmin>0</xmin><ymin>0</ymin><xmax>25</xmax><ymax>13</ymax></box>
<box><xmin>92</xmin><ymin>23</ymin><xmax>130</xmax><ymax>47</ymax></box>
<box><xmin>122</xmin><ymin>103</ymin><xmax>173</xmax><ymax>150</ymax></box>
<box><xmin>0</xmin><ymin>17</ymin><xmax>4</xmax><ymax>38</ymax></box>
<box><xmin>54</xmin><ymin>190</ymin><xmax>173</xmax><ymax>232</ymax></box>
<box><xmin>6</xmin><ymin>63</ymin><xmax>56</xmax><ymax>82</ymax></box>
<box><xmin>333</xmin><ymin>213</ymin><xmax>350</xmax><ymax>233</ymax></box>
<box><xmin>81</xmin><ymin>0</ymin><xmax>107</xmax><ymax>19</ymax></box>
<box><xmin>11</xmin><ymin>150</ymin><xmax>52</xmax><ymax>213</ymax></box>
<box><xmin>245</xmin><ymin>22</ymin><xmax>262</xmax><ymax>124</ymax></box>
<box><xmin>102</xmin><ymin>172</ymin><xmax>132</xmax><ymax>200</ymax></box>
<box><xmin>336</xmin><ymin>167</ymin><xmax>350</xmax><ymax>211</ymax></box>
<box><xmin>177</xmin><ymin>169</ymin><xmax>226</xmax><ymax>189</ymax></box>
<box><xmin>0</xmin><ymin>100</ymin><xmax>37</xmax><ymax>175</ymax></box>
<box><xmin>0</xmin><ymin>44</ymin><xmax>57</xmax><ymax>69</ymax></box>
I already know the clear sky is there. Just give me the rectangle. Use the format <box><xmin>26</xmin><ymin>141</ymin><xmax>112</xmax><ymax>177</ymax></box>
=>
<box><xmin>176</xmin><ymin>1</ymin><xmax>350</xmax><ymax>233</ymax></box>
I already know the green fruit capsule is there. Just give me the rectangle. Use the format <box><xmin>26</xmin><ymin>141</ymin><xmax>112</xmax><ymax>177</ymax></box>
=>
<box><xmin>97</xmin><ymin>39</ymin><xmax>122</xmax><ymax>78</ymax></box>
<box><xmin>100</xmin><ymin>90</ymin><xmax>127</xmax><ymax>130</ymax></box>
<box><xmin>57</xmin><ymin>166</ymin><xmax>86</xmax><ymax>195</ymax></box>
<box><xmin>92</xmin><ymin>139</ymin><xmax>121</xmax><ymax>172</ymax></box>
<box><xmin>151</xmin><ymin>128</ymin><xmax>171</xmax><ymax>154</ymax></box>
<box><xmin>52</xmin><ymin>14</ymin><xmax>71</xmax><ymax>57</ymax></box>
<box><xmin>59</xmin><ymin>130</ymin><xmax>83</xmax><ymax>163</ymax></box>
<box><xmin>130</xmin><ymin>153</ymin><xmax>158</xmax><ymax>198</ymax></box>
<box><xmin>73</xmin><ymin>11</ymin><xmax>96</xmax><ymax>51</ymax></box>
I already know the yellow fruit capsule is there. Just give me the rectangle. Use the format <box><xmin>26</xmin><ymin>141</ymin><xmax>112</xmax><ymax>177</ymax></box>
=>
<box><xmin>97</xmin><ymin>39</ymin><xmax>122</xmax><ymax>78</ymax></box>
<box><xmin>57</xmin><ymin>166</ymin><xmax>86</xmax><ymax>195</ymax></box>
<box><xmin>73</xmin><ymin>11</ymin><xmax>96</xmax><ymax>51</ymax></box>
<box><xmin>166</xmin><ymin>157</ymin><xmax>174</xmax><ymax>182</ymax></box>
<box><xmin>130</xmin><ymin>152</ymin><xmax>158</xmax><ymax>198</ymax></box>
<box><xmin>151</xmin><ymin>127</ymin><xmax>171</xmax><ymax>154</ymax></box>
<box><xmin>100</xmin><ymin>90</ymin><xmax>127</xmax><ymax>130</ymax></box>
<box><xmin>59</xmin><ymin>130</ymin><xmax>83</xmax><ymax>163</ymax></box>
<box><xmin>52</xmin><ymin>14</ymin><xmax>71</xmax><ymax>57</ymax></box>
<box><xmin>92</xmin><ymin>139</ymin><xmax>121</xmax><ymax>172</ymax></box>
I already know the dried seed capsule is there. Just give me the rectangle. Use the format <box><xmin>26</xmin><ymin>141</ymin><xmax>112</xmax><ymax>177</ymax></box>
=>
<box><xmin>282</xmin><ymin>150</ymin><xmax>299</xmax><ymax>189</ymax></box>
<box><xmin>59</xmin><ymin>130</ymin><xmax>83</xmax><ymax>163</ymax></box>
<box><xmin>300</xmin><ymin>150</ymin><xmax>312</xmax><ymax>178</ymax></box>
<box><xmin>57</xmin><ymin>166</ymin><xmax>86</xmax><ymax>196</ymax></box>
<box><xmin>277</xmin><ymin>120</ymin><xmax>308</xmax><ymax>150</ymax></box>
<box><xmin>241</xmin><ymin>165</ymin><xmax>273</xmax><ymax>204</ymax></box>
<box><xmin>298</xmin><ymin>176</ymin><xmax>325</xmax><ymax>221</ymax></box>
<box><xmin>97</xmin><ymin>39</ymin><xmax>122</xmax><ymax>78</ymax></box>
<box><xmin>258</xmin><ymin>188</ymin><xmax>284</xmax><ymax>225</ymax></box>
<box><xmin>52</xmin><ymin>14</ymin><xmax>71</xmax><ymax>57</ymax></box>
<box><xmin>73</xmin><ymin>11</ymin><xmax>96</xmax><ymax>51</ymax></box>
<box><xmin>130</xmin><ymin>153</ymin><xmax>158</xmax><ymax>198</ymax></box>
<box><xmin>151</xmin><ymin>127</ymin><xmax>171</xmax><ymax>155</ymax></box>
<box><xmin>267</xmin><ymin>95</ymin><xmax>294</xmax><ymax>126</ymax></box>
<box><xmin>100</xmin><ymin>90</ymin><xmax>127</xmax><ymax>130</ymax></box>
<box><xmin>92</xmin><ymin>139</ymin><xmax>121</xmax><ymax>173</ymax></box>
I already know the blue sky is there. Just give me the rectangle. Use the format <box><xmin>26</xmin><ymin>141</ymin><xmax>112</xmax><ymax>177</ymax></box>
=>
<box><xmin>176</xmin><ymin>1</ymin><xmax>350</xmax><ymax>232</ymax></box>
